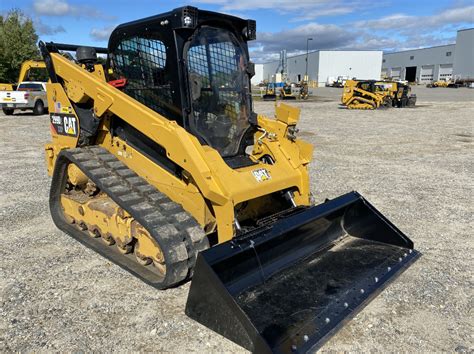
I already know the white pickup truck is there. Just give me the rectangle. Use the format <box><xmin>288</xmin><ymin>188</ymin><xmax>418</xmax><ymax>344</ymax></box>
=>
<box><xmin>0</xmin><ymin>81</ymin><xmax>48</xmax><ymax>115</ymax></box>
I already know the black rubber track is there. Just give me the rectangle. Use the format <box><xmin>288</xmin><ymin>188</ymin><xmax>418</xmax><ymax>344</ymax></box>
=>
<box><xmin>49</xmin><ymin>146</ymin><xmax>209</xmax><ymax>289</ymax></box>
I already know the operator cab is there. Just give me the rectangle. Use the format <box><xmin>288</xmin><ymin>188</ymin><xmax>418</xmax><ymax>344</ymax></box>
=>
<box><xmin>107</xmin><ymin>6</ymin><xmax>257</xmax><ymax>161</ymax></box>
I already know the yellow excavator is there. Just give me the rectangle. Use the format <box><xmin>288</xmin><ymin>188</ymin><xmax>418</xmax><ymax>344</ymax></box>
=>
<box><xmin>342</xmin><ymin>79</ymin><xmax>416</xmax><ymax>109</ymax></box>
<box><xmin>0</xmin><ymin>60</ymin><xmax>46</xmax><ymax>91</ymax></box>
<box><xmin>39</xmin><ymin>7</ymin><xmax>419</xmax><ymax>353</ymax></box>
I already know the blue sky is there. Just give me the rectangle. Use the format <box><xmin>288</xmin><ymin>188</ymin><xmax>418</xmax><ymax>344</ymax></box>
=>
<box><xmin>2</xmin><ymin>0</ymin><xmax>473</xmax><ymax>62</ymax></box>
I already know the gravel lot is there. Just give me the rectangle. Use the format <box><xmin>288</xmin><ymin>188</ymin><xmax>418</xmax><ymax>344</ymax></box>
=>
<box><xmin>1</xmin><ymin>86</ymin><xmax>473</xmax><ymax>352</ymax></box>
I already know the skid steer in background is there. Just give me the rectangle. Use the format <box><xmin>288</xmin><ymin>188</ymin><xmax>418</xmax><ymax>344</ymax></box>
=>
<box><xmin>342</xmin><ymin>79</ymin><xmax>416</xmax><ymax>109</ymax></box>
<box><xmin>279</xmin><ymin>83</ymin><xmax>297</xmax><ymax>100</ymax></box>
<box><xmin>262</xmin><ymin>82</ymin><xmax>277</xmax><ymax>101</ymax></box>
<box><xmin>427</xmin><ymin>79</ymin><xmax>461</xmax><ymax>88</ymax></box>
<box><xmin>40</xmin><ymin>6</ymin><xmax>420</xmax><ymax>353</ymax></box>
<box><xmin>0</xmin><ymin>60</ymin><xmax>46</xmax><ymax>91</ymax></box>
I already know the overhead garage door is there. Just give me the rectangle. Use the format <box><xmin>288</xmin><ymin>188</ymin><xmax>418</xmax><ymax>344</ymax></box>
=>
<box><xmin>391</xmin><ymin>67</ymin><xmax>401</xmax><ymax>79</ymax></box>
<box><xmin>420</xmin><ymin>65</ymin><xmax>434</xmax><ymax>82</ymax></box>
<box><xmin>439</xmin><ymin>64</ymin><xmax>453</xmax><ymax>81</ymax></box>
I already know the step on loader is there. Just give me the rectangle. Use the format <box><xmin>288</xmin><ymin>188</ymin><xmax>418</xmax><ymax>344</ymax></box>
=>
<box><xmin>40</xmin><ymin>6</ymin><xmax>420</xmax><ymax>353</ymax></box>
<box><xmin>342</xmin><ymin>79</ymin><xmax>417</xmax><ymax>109</ymax></box>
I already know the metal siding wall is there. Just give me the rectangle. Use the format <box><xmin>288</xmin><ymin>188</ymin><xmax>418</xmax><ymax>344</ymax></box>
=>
<box><xmin>286</xmin><ymin>51</ymin><xmax>319</xmax><ymax>83</ymax></box>
<box><xmin>318</xmin><ymin>51</ymin><xmax>383</xmax><ymax>85</ymax></box>
<box><xmin>251</xmin><ymin>64</ymin><xmax>264</xmax><ymax>85</ymax></box>
<box><xmin>382</xmin><ymin>44</ymin><xmax>455</xmax><ymax>83</ymax></box>
<box><xmin>453</xmin><ymin>29</ymin><xmax>474</xmax><ymax>79</ymax></box>
<box><xmin>261</xmin><ymin>51</ymin><xmax>382</xmax><ymax>85</ymax></box>
<box><xmin>262</xmin><ymin>61</ymin><xmax>280</xmax><ymax>82</ymax></box>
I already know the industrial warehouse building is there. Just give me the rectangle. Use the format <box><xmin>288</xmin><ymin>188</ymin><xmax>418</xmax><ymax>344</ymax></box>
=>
<box><xmin>253</xmin><ymin>28</ymin><xmax>473</xmax><ymax>86</ymax></box>
<box><xmin>254</xmin><ymin>51</ymin><xmax>383</xmax><ymax>86</ymax></box>
<box><xmin>382</xmin><ymin>28</ymin><xmax>474</xmax><ymax>83</ymax></box>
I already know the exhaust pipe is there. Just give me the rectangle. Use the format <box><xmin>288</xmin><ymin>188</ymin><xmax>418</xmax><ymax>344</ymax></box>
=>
<box><xmin>185</xmin><ymin>191</ymin><xmax>420</xmax><ymax>353</ymax></box>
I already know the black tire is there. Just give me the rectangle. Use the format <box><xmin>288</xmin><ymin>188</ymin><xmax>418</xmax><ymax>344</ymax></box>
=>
<box><xmin>33</xmin><ymin>100</ymin><xmax>45</xmax><ymax>115</ymax></box>
<box><xmin>2</xmin><ymin>108</ymin><xmax>14</xmax><ymax>115</ymax></box>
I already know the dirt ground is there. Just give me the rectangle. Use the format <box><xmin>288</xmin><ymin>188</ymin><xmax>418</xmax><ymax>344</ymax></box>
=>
<box><xmin>1</xmin><ymin>86</ymin><xmax>473</xmax><ymax>352</ymax></box>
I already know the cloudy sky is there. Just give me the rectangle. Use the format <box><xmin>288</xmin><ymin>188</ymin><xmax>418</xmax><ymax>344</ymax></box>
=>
<box><xmin>2</xmin><ymin>0</ymin><xmax>473</xmax><ymax>62</ymax></box>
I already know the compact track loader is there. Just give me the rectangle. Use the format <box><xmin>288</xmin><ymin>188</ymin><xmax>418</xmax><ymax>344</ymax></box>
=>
<box><xmin>0</xmin><ymin>60</ymin><xmax>46</xmax><ymax>91</ymax></box>
<box><xmin>262</xmin><ymin>83</ymin><xmax>277</xmax><ymax>101</ymax></box>
<box><xmin>279</xmin><ymin>83</ymin><xmax>297</xmax><ymax>100</ymax></box>
<box><xmin>40</xmin><ymin>6</ymin><xmax>419</xmax><ymax>353</ymax></box>
<box><xmin>342</xmin><ymin>79</ymin><xmax>416</xmax><ymax>109</ymax></box>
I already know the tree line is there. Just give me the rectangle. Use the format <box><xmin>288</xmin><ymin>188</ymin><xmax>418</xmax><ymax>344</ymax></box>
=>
<box><xmin>0</xmin><ymin>9</ymin><xmax>43</xmax><ymax>83</ymax></box>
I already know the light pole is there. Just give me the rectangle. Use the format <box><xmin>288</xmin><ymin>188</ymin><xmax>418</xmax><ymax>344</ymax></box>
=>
<box><xmin>305</xmin><ymin>37</ymin><xmax>313</xmax><ymax>82</ymax></box>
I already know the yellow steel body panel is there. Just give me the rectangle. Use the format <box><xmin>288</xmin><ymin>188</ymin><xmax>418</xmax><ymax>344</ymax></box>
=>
<box><xmin>45</xmin><ymin>53</ymin><xmax>313</xmax><ymax>243</ymax></box>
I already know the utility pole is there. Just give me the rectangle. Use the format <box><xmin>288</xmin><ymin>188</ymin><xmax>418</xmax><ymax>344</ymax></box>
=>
<box><xmin>305</xmin><ymin>37</ymin><xmax>313</xmax><ymax>82</ymax></box>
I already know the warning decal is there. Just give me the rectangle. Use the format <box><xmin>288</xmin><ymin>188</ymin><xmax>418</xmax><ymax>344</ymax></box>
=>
<box><xmin>252</xmin><ymin>168</ymin><xmax>271</xmax><ymax>182</ymax></box>
<box><xmin>50</xmin><ymin>113</ymin><xmax>78</xmax><ymax>137</ymax></box>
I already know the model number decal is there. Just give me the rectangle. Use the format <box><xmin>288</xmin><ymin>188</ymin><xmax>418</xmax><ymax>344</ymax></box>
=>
<box><xmin>252</xmin><ymin>168</ymin><xmax>271</xmax><ymax>182</ymax></box>
<box><xmin>50</xmin><ymin>113</ymin><xmax>78</xmax><ymax>137</ymax></box>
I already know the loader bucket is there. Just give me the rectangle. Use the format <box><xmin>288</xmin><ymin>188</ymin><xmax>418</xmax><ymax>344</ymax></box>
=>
<box><xmin>185</xmin><ymin>191</ymin><xmax>420</xmax><ymax>353</ymax></box>
<box><xmin>262</xmin><ymin>94</ymin><xmax>277</xmax><ymax>101</ymax></box>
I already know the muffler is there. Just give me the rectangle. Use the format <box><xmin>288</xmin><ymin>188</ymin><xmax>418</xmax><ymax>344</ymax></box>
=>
<box><xmin>185</xmin><ymin>191</ymin><xmax>420</xmax><ymax>353</ymax></box>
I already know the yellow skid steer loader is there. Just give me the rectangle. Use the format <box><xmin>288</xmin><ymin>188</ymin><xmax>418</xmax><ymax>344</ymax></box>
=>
<box><xmin>39</xmin><ymin>6</ymin><xmax>419</xmax><ymax>353</ymax></box>
<box><xmin>342</xmin><ymin>80</ymin><xmax>416</xmax><ymax>109</ymax></box>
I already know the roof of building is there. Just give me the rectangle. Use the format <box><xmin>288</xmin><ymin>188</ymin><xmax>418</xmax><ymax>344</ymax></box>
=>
<box><xmin>383</xmin><ymin>44</ymin><xmax>455</xmax><ymax>56</ymax></box>
<box><xmin>264</xmin><ymin>49</ymin><xmax>382</xmax><ymax>64</ymax></box>
<box><xmin>457</xmin><ymin>27</ymin><xmax>474</xmax><ymax>33</ymax></box>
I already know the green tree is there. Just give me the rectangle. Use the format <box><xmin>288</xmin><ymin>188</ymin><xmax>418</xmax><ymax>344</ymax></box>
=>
<box><xmin>0</xmin><ymin>9</ymin><xmax>40</xmax><ymax>83</ymax></box>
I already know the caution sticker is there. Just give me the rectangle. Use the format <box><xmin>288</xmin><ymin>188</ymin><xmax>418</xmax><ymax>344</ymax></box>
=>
<box><xmin>50</xmin><ymin>113</ymin><xmax>78</xmax><ymax>137</ymax></box>
<box><xmin>252</xmin><ymin>168</ymin><xmax>271</xmax><ymax>182</ymax></box>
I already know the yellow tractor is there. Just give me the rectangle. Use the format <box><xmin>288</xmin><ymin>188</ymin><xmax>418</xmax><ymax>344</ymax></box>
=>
<box><xmin>39</xmin><ymin>6</ymin><xmax>419</xmax><ymax>352</ymax></box>
<box><xmin>262</xmin><ymin>82</ymin><xmax>277</xmax><ymax>101</ymax></box>
<box><xmin>0</xmin><ymin>60</ymin><xmax>46</xmax><ymax>91</ymax></box>
<box><xmin>342</xmin><ymin>79</ymin><xmax>416</xmax><ymax>109</ymax></box>
<box><xmin>279</xmin><ymin>83</ymin><xmax>297</xmax><ymax>100</ymax></box>
<box><xmin>427</xmin><ymin>80</ymin><xmax>460</xmax><ymax>88</ymax></box>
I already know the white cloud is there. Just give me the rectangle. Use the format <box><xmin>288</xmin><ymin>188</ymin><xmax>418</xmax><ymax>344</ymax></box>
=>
<box><xmin>34</xmin><ymin>18</ymin><xmax>66</xmax><ymax>35</ymax></box>
<box><xmin>250</xmin><ymin>22</ymin><xmax>358</xmax><ymax>62</ymax></box>
<box><xmin>193</xmin><ymin>0</ymin><xmax>357</xmax><ymax>19</ymax></box>
<box><xmin>90</xmin><ymin>25</ymin><xmax>116</xmax><ymax>41</ymax></box>
<box><xmin>248</xmin><ymin>3</ymin><xmax>473</xmax><ymax>62</ymax></box>
<box><xmin>32</xmin><ymin>0</ymin><xmax>111</xmax><ymax>19</ymax></box>
<box><xmin>355</xmin><ymin>5</ymin><xmax>474</xmax><ymax>31</ymax></box>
